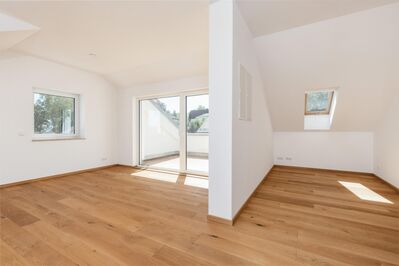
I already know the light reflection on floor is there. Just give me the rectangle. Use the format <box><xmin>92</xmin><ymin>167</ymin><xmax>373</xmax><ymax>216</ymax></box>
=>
<box><xmin>131</xmin><ymin>169</ymin><xmax>208</xmax><ymax>189</ymax></box>
<box><xmin>149</xmin><ymin>157</ymin><xmax>208</xmax><ymax>173</ymax></box>
<box><xmin>131</xmin><ymin>169</ymin><xmax>179</xmax><ymax>183</ymax></box>
<box><xmin>184</xmin><ymin>175</ymin><xmax>209</xmax><ymax>189</ymax></box>
<box><xmin>339</xmin><ymin>181</ymin><xmax>393</xmax><ymax>204</ymax></box>
<box><xmin>142</xmin><ymin>155</ymin><xmax>208</xmax><ymax>173</ymax></box>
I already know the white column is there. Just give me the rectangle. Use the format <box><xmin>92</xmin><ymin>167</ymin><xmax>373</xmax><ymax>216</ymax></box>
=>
<box><xmin>208</xmin><ymin>0</ymin><xmax>235</xmax><ymax>220</ymax></box>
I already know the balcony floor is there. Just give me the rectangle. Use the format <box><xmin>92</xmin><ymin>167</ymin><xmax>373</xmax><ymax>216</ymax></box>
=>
<box><xmin>142</xmin><ymin>155</ymin><xmax>208</xmax><ymax>173</ymax></box>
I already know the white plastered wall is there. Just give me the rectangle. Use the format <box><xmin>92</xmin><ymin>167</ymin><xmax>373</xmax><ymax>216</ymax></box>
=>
<box><xmin>208</xmin><ymin>0</ymin><xmax>234</xmax><ymax>219</ymax></box>
<box><xmin>208</xmin><ymin>0</ymin><xmax>274</xmax><ymax>220</ymax></box>
<box><xmin>273</xmin><ymin>132</ymin><xmax>374</xmax><ymax>173</ymax></box>
<box><xmin>231</xmin><ymin>5</ymin><xmax>274</xmax><ymax>216</ymax></box>
<box><xmin>374</xmin><ymin>92</ymin><xmax>399</xmax><ymax>188</ymax></box>
<box><xmin>0</xmin><ymin>53</ymin><xmax>117</xmax><ymax>185</ymax></box>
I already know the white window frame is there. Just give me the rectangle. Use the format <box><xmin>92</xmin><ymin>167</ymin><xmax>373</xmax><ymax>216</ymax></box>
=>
<box><xmin>32</xmin><ymin>88</ymin><xmax>80</xmax><ymax>141</ymax></box>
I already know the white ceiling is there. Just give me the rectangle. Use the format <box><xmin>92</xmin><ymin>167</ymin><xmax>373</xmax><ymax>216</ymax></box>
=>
<box><xmin>254</xmin><ymin>3</ymin><xmax>399</xmax><ymax>131</ymax></box>
<box><xmin>238</xmin><ymin>0</ymin><xmax>398</xmax><ymax>37</ymax></box>
<box><xmin>0</xmin><ymin>12</ymin><xmax>38</xmax><ymax>51</ymax></box>
<box><xmin>0</xmin><ymin>1</ymin><xmax>208</xmax><ymax>88</ymax></box>
<box><xmin>1</xmin><ymin>0</ymin><xmax>395</xmax><ymax>91</ymax></box>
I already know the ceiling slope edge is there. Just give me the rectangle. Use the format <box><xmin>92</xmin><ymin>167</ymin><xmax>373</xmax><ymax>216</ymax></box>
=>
<box><xmin>0</xmin><ymin>11</ymin><xmax>39</xmax><ymax>51</ymax></box>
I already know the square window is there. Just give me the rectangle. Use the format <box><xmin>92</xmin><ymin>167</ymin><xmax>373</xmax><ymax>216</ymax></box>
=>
<box><xmin>33</xmin><ymin>89</ymin><xmax>80</xmax><ymax>139</ymax></box>
<box><xmin>305</xmin><ymin>90</ymin><xmax>334</xmax><ymax>115</ymax></box>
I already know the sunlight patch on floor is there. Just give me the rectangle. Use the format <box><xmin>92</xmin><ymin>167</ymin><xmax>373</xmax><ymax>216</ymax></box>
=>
<box><xmin>338</xmin><ymin>181</ymin><xmax>393</xmax><ymax>204</ymax></box>
<box><xmin>187</xmin><ymin>158</ymin><xmax>209</xmax><ymax>173</ymax></box>
<box><xmin>148</xmin><ymin>157</ymin><xmax>208</xmax><ymax>173</ymax></box>
<box><xmin>184</xmin><ymin>175</ymin><xmax>208</xmax><ymax>189</ymax></box>
<box><xmin>131</xmin><ymin>170</ymin><xmax>178</xmax><ymax>183</ymax></box>
<box><xmin>149</xmin><ymin>158</ymin><xmax>180</xmax><ymax>171</ymax></box>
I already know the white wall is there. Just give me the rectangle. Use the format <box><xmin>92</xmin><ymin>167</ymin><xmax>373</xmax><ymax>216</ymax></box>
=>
<box><xmin>208</xmin><ymin>0</ymin><xmax>234</xmax><ymax>220</ymax></box>
<box><xmin>274</xmin><ymin>132</ymin><xmax>374</xmax><ymax>173</ymax></box>
<box><xmin>0</xmin><ymin>53</ymin><xmax>117</xmax><ymax>185</ymax></box>
<box><xmin>374</xmin><ymin>93</ymin><xmax>399</xmax><ymax>188</ymax></box>
<box><xmin>117</xmin><ymin>75</ymin><xmax>207</xmax><ymax>166</ymax></box>
<box><xmin>140</xmin><ymin>100</ymin><xmax>179</xmax><ymax>160</ymax></box>
<box><xmin>187</xmin><ymin>134</ymin><xmax>208</xmax><ymax>155</ymax></box>
<box><xmin>304</xmin><ymin>115</ymin><xmax>331</xmax><ymax>130</ymax></box>
<box><xmin>254</xmin><ymin>3</ymin><xmax>399</xmax><ymax>131</ymax></box>
<box><xmin>208</xmin><ymin>0</ymin><xmax>274</xmax><ymax>220</ymax></box>
<box><xmin>231</xmin><ymin>6</ymin><xmax>274</xmax><ymax>216</ymax></box>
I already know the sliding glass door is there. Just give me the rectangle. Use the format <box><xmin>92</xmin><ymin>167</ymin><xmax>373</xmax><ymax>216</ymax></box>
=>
<box><xmin>139</xmin><ymin>91</ymin><xmax>208</xmax><ymax>174</ymax></box>
<box><xmin>186</xmin><ymin>94</ymin><xmax>209</xmax><ymax>173</ymax></box>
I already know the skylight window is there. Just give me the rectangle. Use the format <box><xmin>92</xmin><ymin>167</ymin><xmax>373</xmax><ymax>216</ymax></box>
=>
<box><xmin>304</xmin><ymin>89</ymin><xmax>338</xmax><ymax>130</ymax></box>
<box><xmin>305</xmin><ymin>91</ymin><xmax>334</xmax><ymax>115</ymax></box>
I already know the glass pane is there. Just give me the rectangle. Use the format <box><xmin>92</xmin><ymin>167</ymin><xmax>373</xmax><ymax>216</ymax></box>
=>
<box><xmin>34</xmin><ymin>93</ymin><xmax>75</xmax><ymax>134</ymax></box>
<box><xmin>186</xmin><ymin>94</ymin><xmax>209</xmax><ymax>173</ymax></box>
<box><xmin>306</xmin><ymin>91</ymin><xmax>332</xmax><ymax>113</ymax></box>
<box><xmin>140</xmin><ymin>96</ymin><xmax>180</xmax><ymax>171</ymax></box>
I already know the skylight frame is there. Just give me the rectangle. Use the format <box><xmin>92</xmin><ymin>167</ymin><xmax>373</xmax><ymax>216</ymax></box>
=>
<box><xmin>304</xmin><ymin>90</ymin><xmax>335</xmax><ymax>116</ymax></box>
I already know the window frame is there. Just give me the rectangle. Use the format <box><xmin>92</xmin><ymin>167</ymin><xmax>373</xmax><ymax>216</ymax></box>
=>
<box><xmin>32</xmin><ymin>88</ymin><xmax>80</xmax><ymax>140</ymax></box>
<box><xmin>304</xmin><ymin>90</ymin><xmax>334</xmax><ymax>116</ymax></box>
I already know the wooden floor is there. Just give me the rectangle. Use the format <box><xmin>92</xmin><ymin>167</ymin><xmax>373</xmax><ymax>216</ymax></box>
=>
<box><xmin>1</xmin><ymin>165</ymin><xmax>398</xmax><ymax>266</ymax></box>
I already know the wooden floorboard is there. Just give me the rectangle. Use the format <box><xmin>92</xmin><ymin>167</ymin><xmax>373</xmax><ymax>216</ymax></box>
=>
<box><xmin>1</xmin><ymin>165</ymin><xmax>398</xmax><ymax>265</ymax></box>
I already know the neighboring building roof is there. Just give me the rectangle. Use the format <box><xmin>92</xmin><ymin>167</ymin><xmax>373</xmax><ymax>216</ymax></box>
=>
<box><xmin>189</xmin><ymin>109</ymin><xmax>209</xmax><ymax>120</ymax></box>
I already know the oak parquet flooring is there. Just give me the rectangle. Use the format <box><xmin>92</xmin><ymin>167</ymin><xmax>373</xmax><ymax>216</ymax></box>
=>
<box><xmin>1</xmin><ymin>165</ymin><xmax>398</xmax><ymax>265</ymax></box>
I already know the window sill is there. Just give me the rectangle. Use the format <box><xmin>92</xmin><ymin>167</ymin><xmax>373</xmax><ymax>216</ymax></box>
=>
<box><xmin>32</xmin><ymin>137</ymin><xmax>85</xmax><ymax>142</ymax></box>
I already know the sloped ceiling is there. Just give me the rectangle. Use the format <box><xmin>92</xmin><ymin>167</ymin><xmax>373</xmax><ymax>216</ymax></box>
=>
<box><xmin>252</xmin><ymin>3</ymin><xmax>399</xmax><ymax>131</ymax></box>
<box><xmin>0</xmin><ymin>12</ymin><xmax>39</xmax><ymax>51</ymax></box>
<box><xmin>0</xmin><ymin>1</ymin><xmax>208</xmax><ymax>88</ymax></box>
<box><xmin>238</xmin><ymin>0</ymin><xmax>398</xmax><ymax>37</ymax></box>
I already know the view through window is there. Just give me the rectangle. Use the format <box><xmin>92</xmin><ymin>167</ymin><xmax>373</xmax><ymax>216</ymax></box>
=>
<box><xmin>186</xmin><ymin>94</ymin><xmax>209</xmax><ymax>172</ymax></box>
<box><xmin>139</xmin><ymin>92</ymin><xmax>209</xmax><ymax>174</ymax></box>
<box><xmin>305</xmin><ymin>91</ymin><xmax>334</xmax><ymax>115</ymax></box>
<box><xmin>34</xmin><ymin>91</ymin><xmax>78</xmax><ymax>137</ymax></box>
